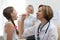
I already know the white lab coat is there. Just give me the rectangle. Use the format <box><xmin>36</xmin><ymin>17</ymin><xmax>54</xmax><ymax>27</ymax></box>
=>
<box><xmin>21</xmin><ymin>22</ymin><xmax>58</xmax><ymax>40</ymax></box>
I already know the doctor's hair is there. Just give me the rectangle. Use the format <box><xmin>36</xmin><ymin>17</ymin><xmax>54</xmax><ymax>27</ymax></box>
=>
<box><xmin>3</xmin><ymin>6</ymin><xmax>15</xmax><ymax>26</ymax></box>
<box><xmin>38</xmin><ymin>5</ymin><xmax>53</xmax><ymax>21</ymax></box>
<box><xmin>27</xmin><ymin>5</ymin><xmax>34</xmax><ymax>14</ymax></box>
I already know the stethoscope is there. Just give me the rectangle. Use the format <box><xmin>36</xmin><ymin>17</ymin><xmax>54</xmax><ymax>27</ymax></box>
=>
<box><xmin>37</xmin><ymin>21</ymin><xmax>50</xmax><ymax>40</ymax></box>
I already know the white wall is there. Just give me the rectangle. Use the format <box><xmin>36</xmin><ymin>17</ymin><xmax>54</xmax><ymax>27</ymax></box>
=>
<box><xmin>0</xmin><ymin>0</ymin><xmax>7</xmax><ymax>36</ymax></box>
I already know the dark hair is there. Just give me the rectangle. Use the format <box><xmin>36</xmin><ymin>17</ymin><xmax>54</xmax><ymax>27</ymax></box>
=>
<box><xmin>27</xmin><ymin>5</ymin><xmax>34</xmax><ymax>13</ymax></box>
<box><xmin>38</xmin><ymin>5</ymin><xmax>53</xmax><ymax>21</ymax></box>
<box><xmin>3</xmin><ymin>7</ymin><xmax>15</xmax><ymax>26</ymax></box>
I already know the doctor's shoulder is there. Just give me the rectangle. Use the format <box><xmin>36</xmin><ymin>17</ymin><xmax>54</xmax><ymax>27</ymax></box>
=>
<box><xmin>49</xmin><ymin>22</ymin><xmax>57</xmax><ymax>30</ymax></box>
<box><xmin>48</xmin><ymin>22</ymin><xmax>58</xmax><ymax>40</ymax></box>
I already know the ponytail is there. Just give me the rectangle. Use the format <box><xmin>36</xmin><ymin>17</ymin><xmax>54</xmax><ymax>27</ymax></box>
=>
<box><xmin>10</xmin><ymin>16</ymin><xmax>15</xmax><ymax>26</ymax></box>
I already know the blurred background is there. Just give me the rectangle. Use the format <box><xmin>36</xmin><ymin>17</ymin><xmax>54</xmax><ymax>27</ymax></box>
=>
<box><xmin>0</xmin><ymin>0</ymin><xmax>60</xmax><ymax>40</ymax></box>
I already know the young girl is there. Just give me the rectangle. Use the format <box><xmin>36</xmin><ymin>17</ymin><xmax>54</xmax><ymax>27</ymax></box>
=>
<box><xmin>3</xmin><ymin>7</ymin><xmax>19</xmax><ymax>40</ymax></box>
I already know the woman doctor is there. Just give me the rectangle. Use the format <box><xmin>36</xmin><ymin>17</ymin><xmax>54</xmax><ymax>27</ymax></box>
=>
<box><xmin>18</xmin><ymin>5</ymin><xmax>58</xmax><ymax>40</ymax></box>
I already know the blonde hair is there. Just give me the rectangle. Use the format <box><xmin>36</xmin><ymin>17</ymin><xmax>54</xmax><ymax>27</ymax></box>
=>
<box><xmin>27</xmin><ymin>5</ymin><xmax>34</xmax><ymax>14</ymax></box>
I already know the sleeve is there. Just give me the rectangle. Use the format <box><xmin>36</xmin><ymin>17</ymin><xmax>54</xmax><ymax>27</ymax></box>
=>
<box><xmin>21</xmin><ymin>25</ymin><xmax>36</xmax><ymax>38</ymax></box>
<box><xmin>31</xmin><ymin>16</ymin><xmax>41</xmax><ymax>26</ymax></box>
<box><xmin>48</xmin><ymin>25</ymin><xmax>58</xmax><ymax>40</ymax></box>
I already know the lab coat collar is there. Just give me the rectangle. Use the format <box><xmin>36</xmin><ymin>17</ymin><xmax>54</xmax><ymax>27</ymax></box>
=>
<box><xmin>41</xmin><ymin>22</ymin><xmax>50</xmax><ymax>31</ymax></box>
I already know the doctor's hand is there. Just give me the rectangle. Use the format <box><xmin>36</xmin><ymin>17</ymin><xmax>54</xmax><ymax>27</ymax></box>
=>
<box><xmin>18</xmin><ymin>14</ymin><xmax>26</xmax><ymax>39</ymax></box>
<box><xmin>21</xmin><ymin>14</ymin><xmax>26</xmax><ymax>21</ymax></box>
